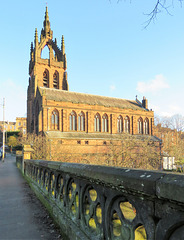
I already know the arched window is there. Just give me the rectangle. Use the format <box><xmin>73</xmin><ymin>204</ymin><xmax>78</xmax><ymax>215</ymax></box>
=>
<box><xmin>138</xmin><ymin>117</ymin><xmax>143</xmax><ymax>134</ymax></box>
<box><xmin>117</xmin><ymin>115</ymin><xmax>123</xmax><ymax>133</ymax></box>
<box><xmin>43</xmin><ymin>69</ymin><xmax>49</xmax><ymax>87</ymax></box>
<box><xmin>70</xmin><ymin>111</ymin><xmax>77</xmax><ymax>131</ymax></box>
<box><xmin>102</xmin><ymin>114</ymin><xmax>108</xmax><ymax>132</ymax></box>
<box><xmin>51</xmin><ymin>110</ymin><xmax>59</xmax><ymax>130</ymax></box>
<box><xmin>144</xmin><ymin>118</ymin><xmax>149</xmax><ymax>135</ymax></box>
<box><xmin>124</xmin><ymin>116</ymin><xmax>130</xmax><ymax>133</ymax></box>
<box><xmin>78</xmin><ymin>112</ymin><xmax>85</xmax><ymax>131</ymax></box>
<box><xmin>94</xmin><ymin>113</ymin><xmax>101</xmax><ymax>132</ymax></box>
<box><xmin>53</xmin><ymin>71</ymin><xmax>59</xmax><ymax>89</ymax></box>
<box><xmin>41</xmin><ymin>45</ymin><xmax>50</xmax><ymax>59</ymax></box>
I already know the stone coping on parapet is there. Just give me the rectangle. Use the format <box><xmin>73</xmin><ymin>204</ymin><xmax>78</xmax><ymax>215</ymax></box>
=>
<box><xmin>25</xmin><ymin>159</ymin><xmax>184</xmax><ymax>204</ymax></box>
<box><xmin>44</xmin><ymin>131</ymin><xmax>161</xmax><ymax>142</ymax></box>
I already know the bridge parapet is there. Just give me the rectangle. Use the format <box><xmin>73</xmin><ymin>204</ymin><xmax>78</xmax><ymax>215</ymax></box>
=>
<box><xmin>19</xmin><ymin>158</ymin><xmax>184</xmax><ymax>239</ymax></box>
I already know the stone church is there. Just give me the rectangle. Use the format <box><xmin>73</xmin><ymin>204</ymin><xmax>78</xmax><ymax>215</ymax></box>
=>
<box><xmin>27</xmin><ymin>8</ymin><xmax>160</xmax><ymax>166</ymax></box>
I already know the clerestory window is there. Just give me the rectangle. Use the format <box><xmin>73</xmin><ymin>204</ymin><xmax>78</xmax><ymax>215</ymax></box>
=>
<box><xmin>124</xmin><ymin>116</ymin><xmax>130</xmax><ymax>133</ymax></box>
<box><xmin>138</xmin><ymin>117</ymin><xmax>143</xmax><ymax>134</ymax></box>
<box><xmin>144</xmin><ymin>118</ymin><xmax>149</xmax><ymax>135</ymax></box>
<box><xmin>51</xmin><ymin>110</ymin><xmax>59</xmax><ymax>130</ymax></box>
<box><xmin>70</xmin><ymin>111</ymin><xmax>77</xmax><ymax>131</ymax></box>
<box><xmin>102</xmin><ymin>114</ymin><xmax>108</xmax><ymax>132</ymax></box>
<box><xmin>78</xmin><ymin>112</ymin><xmax>85</xmax><ymax>131</ymax></box>
<box><xmin>117</xmin><ymin>115</ymin><xmax>123</xmax><ymax>133</ymax></box>
<box><xmin>94</xmin><ymin>113</ymin><xmax>101</xmax><ymax>132</ymax></box>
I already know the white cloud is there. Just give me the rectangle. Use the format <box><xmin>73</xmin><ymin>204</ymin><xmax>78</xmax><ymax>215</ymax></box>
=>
<box><xmin>158</xmin><ymin>111</ymin><xmax>173</xmax><ymax>117</ymax></box>
<box><xmin>110</xmin><ymin>85</ymin><xmax>116</xmax><ymax>91</ymax></box>
<box><xmin>169</xmin><ymin>104</ymin><xmax>181</xmax><ymax>113</ymax></box>
<box><xmin>149</xmin><ymin>103</ymin><xmax>182</xmax><ymax>117</ymax></box>
<box><xmin>159</xmin><ymin>105</ymin><xmax>182</xmax><ymax>117</ymax></box>
<box><xmin>136</xmin><ymin>74</ymin><xmax>170</xmax><ymax>94</ymax></box>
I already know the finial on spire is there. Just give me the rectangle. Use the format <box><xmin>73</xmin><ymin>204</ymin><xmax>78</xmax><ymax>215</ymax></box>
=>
<box><xmin>44</xmin><ymin>6</ymin><xmax>49</xmax><ymax>26</ymax></box>
<box><xmin>45</xmin><ymin>6</ymin><xmax>49</xmax><ymax>20</ymax></box>
<box><xmin>34</xmin><ymin>28</ymin><xmax>38</xmax><ymax>46</ymax></box>
<box><xmin>61</xmin><ymin>35</ymin><xmax>65</xmax><ymax>55</ymax></box>
<box><xmin>30</xmin><ymin>42</ymin><xmax>33</xmax><ymax>59</ymax></box>
<box><xmin>43</xmin><ymin>6</ymin><xmax>51</xmax><ymax>37</ymax></box>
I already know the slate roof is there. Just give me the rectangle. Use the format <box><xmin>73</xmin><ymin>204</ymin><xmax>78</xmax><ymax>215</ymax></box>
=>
<box><xmin>39</xmin><ymin>87</ymin><xmax>147</xmax><ymax>111</ymax></box>
<box><xmin>44</xmin><ymin>131</ymin><xmax>161</xmax><ymax>142</ymax></box>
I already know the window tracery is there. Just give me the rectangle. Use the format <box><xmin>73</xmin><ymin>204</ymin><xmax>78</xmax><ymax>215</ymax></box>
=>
<box><xmin>78</xmin><ymin>112</ymin><xmax>85</xmax><ymax>131</ymax></box>
<box><xmin>117</xmin><ymin>115</ymin><xmax>123</xmax><ymax>133</ymax></box>
<box><xmin>51</xmin><ymin>110</ymin><xmax>59</xmax><ymax>130</ymax></box>
<box><xmin>53</xmin><ymin>71</ymin><xmax>59</xmax><ymax>89</ymax></box>
<box><xmin>144</xmin><ymin>118</ymin><xmax>149</xmax><ymax>135</ymax></box>
<box><xmin>124</xmin><ymin>116</ymin><xmax>130</xmax><ymax>133</ymax></box>
<box><xmin>102</xmin><ymin>114</ymin><xmax>108</xmax><ymax>132</ymax></box>
<box><xmin>94</xmin><ymin>113</ymin><xmax>101</xmax><ymax>132</ymax></box>
<box><xmin>70</xmin><ymin>111</ymin><xmax>77</xmax><ymax>131</ymax></box>
<box><xmin>43</xmin><ymin>69</ymin><xmax>49</xmax><ymax>87</ymax></box>
<box><xmin>138</xmin><ymin>117</ymin><xmax>143</xmax><ymax>134</ymax></box>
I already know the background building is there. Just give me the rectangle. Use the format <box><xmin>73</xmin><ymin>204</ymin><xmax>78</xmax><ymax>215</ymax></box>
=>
<box><xmin>0</xmin><ymin>118</ymin><xmax>27</xmax><ymax>146</ymax></box>
<box><xmin>16</xmin><ymin>117</ymin><xmax>27</xmax><ymax>136</ymax></box>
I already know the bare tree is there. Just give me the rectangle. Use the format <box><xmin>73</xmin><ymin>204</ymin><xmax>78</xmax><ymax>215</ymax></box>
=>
<box><xmin>19</xmin><ymin>133</ymin><xmax>50</xmax><ymax>160</ymax></box>
<box><xmin>155</xmin><ymin>115</ymin><xmax>184</xmax><ymax>170</ymax></box>
<box><xmin>103</xmin><ymin>133</ymin><xmax>161</xmax><ymax>170</ymax></box>
<box><xmin>116</xmin><ymin>0</ymin><xmax>183</xmax><ymax>27</ymax></box>
<box><xmin>155</xmin><ymin>114</ymin><xmax>184</xmax><ymax>132</ymax></box>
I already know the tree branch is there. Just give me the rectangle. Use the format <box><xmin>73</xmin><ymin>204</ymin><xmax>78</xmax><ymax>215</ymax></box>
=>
<box><xmin>143</xmin><ymin>0</ymin><xmax>174</xmax><ymax>28</ymax></box>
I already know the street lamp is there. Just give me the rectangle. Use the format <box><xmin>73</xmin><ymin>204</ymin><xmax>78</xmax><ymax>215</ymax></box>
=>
<box><xmin>1</xmin><ymin>98</ymin><xmax>5</xmax><ymax>162</ymax></box>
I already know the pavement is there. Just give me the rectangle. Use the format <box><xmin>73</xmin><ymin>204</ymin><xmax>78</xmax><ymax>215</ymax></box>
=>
<box><xmin>0</xmin><ymin>153</ymin><xmax>62</xmax><ymax>240</ymax></box>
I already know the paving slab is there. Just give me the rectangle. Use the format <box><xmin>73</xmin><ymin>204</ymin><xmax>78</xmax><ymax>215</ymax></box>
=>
<box><xmin>0</xmin><ymin>154</ymin><xmax>62</xmax><ymax>240</ymax></box>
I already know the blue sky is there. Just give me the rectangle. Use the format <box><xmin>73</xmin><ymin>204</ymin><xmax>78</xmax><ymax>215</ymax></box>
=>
<box><xmin>0</xmin><ymin>0</ymin><xmax>184</xmax><ymax>121</ymax></box>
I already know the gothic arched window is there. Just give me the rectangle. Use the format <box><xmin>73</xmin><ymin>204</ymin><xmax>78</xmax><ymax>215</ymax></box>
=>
<box><xmin>117</xmin><ymin>115</ymin><xmax>123</xmax><ymax>133</ymax></box>
<box><xmin>78</xmin><ymin>112</ymin><xmax>85</xmax><ymax>131</ymax></box>
<box><xmin>51</xmin><ymin>110</ymin><xmax>59</xmax><ymax>130</ymax></box>
<box><xmin>138</xmin><ymin>117</ymin><xmax>143</xmax><ymax>134</ymax></box>
<box><xmin>94</xmin><ymin>113</ymin><xmax>101</xmax><ymax>132</ymax></box>
<box><xmin>102</xmin><ymin>114</ymin><xmax>108</xmax><ymax>132</ymax></box>
<box><xmin>124</xmin><ymin>116</ymin><xmax>130</xmax><ymax>133</ymax></box>
<box><xmin>144</xmin><ymin>118</ymin><xmax>149</xmax><ymax>135</ymax></box>
<box><xmin>43</xmin><ymin>69</ymin><xmax>49</xmax><ymax>87</ymax></box>
<box><xmin>53</xmin><ymin>71</ymin><xmax>59</xmax><ymax>89</ymax></box>
<box><xmin>70</xmin><ymin>111</ymin><xmax>77</xmax><ymax>131</ymax></box>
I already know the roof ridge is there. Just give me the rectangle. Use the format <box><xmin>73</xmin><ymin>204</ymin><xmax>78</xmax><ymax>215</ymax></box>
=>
<box><xmin>39</xmin><ymin>86</ymin><xmax>134</xmax><ymax>102</ymax></box>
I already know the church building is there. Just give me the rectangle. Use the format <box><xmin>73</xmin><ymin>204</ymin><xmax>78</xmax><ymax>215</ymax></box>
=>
<box><xmin>27</xmin><ymin>8</ymin><xmax>160</xmax><ymax>167</ymax></box>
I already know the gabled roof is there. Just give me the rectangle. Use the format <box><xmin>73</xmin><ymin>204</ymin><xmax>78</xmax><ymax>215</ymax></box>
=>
<box><xmin>38</xmin><ymin>87</ymin><xmax>148</xmax><ymax>111</ymax></box>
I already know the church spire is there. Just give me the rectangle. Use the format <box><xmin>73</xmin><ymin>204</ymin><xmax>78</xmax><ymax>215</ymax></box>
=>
<box><xmin>42</xmin><ymin>6</ymin><xmax>52</xmax><ymax>38</ymax></box>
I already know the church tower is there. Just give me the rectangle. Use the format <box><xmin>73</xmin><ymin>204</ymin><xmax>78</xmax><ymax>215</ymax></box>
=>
<box><xmin>27</xmin><ymin>7</ymin><xmax>68</xmax><ymax>133</ymax></box>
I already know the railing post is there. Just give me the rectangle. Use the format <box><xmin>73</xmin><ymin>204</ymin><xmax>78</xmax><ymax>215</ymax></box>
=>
<box><xmin>22</xmin><ymin>145</ymin><xmax>34</xmax><ymax>174</ymax></box>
